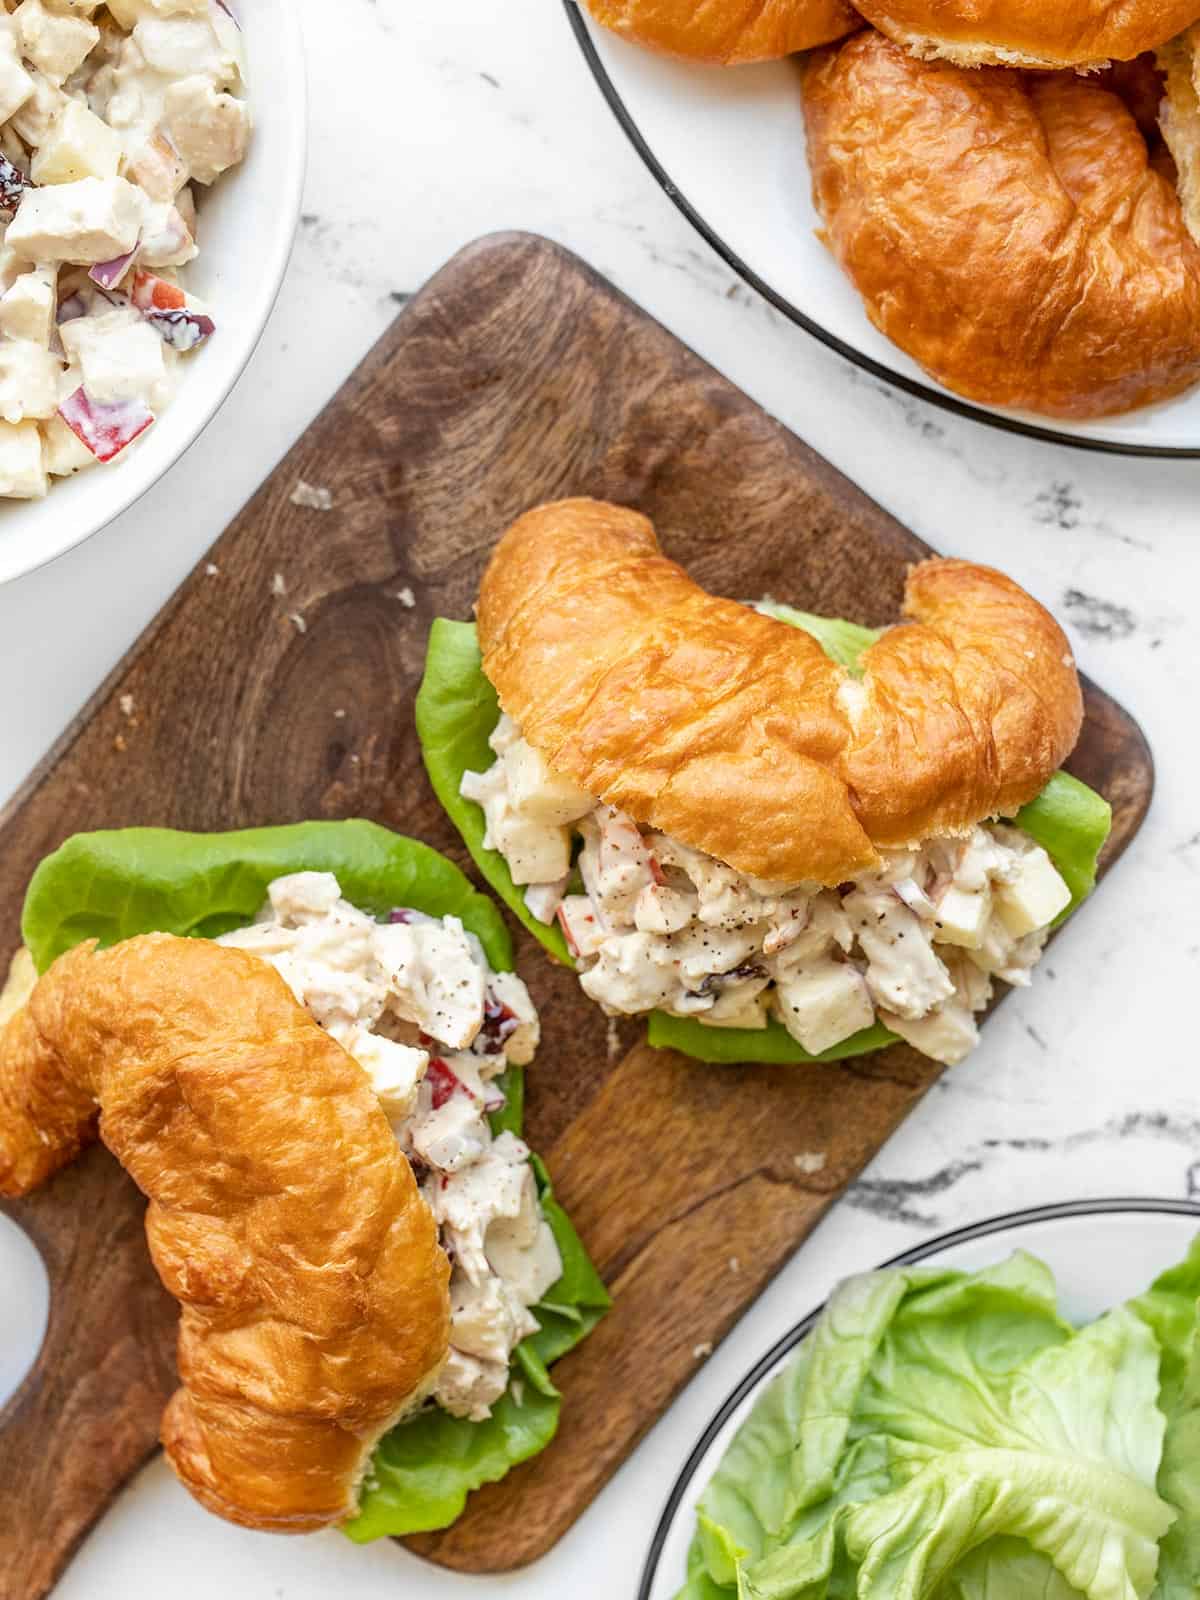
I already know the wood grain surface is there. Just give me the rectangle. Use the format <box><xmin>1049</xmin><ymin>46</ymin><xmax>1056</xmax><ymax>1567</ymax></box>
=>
<box><xmin>0</xmin><ymin>232</ymin><xmax>1153</xmax><ymax>1593</ymax></box>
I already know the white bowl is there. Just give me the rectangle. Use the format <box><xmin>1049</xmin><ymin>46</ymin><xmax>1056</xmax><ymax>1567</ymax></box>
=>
<box><xmin>0</xmin><ymin>0</ymin><xmax>308</xmax><ymax>586</ymax></box>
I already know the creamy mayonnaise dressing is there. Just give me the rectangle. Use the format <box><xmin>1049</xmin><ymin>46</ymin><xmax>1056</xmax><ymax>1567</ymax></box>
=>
<box><xmin>0</xmin><ymin>0</ymin><xmax>250</xmax><ymax>497</ymax></box>
<box><xmin>218</xmin><ymin>871</ymin><xmax>562</xmax><ymax>1424</ymax></box>
<box><xmin>461</xmin><ymin>714</ymin><xmax>1072</xmax><ymax>1067</ymax></box>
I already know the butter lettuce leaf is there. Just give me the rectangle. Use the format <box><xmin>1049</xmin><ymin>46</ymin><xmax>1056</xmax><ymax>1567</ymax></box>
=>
<box><xmin>1015</xmin><ymin>773</ymin><xmax>1112</xmax><ymax>921</ymax></box>
<box><xmin>416</xmin><ymin>619</ymin><xmax>572</xmax><ymax>963</ymax></box>
<box><xmin>684</xmin><ymin>1251</ymin><xmax>1182</xmax><ymax>1600</ymax></box>
<box><xmin>417</xmin><ymin>617</ymin><xmax>1110</xmax><ymax>1070</ymax></box>
<box><xmin>22</xmin><ymin>819</ymin><xmax>513</xmax><ymax>976</ymax></box>
<box><xmin>1129</xmin><ymin>1236</ymin><xmax>1200</xmax><ymax>1598</ymax></box>
<box><xmin>20</xmin><ymin>823</ymin><xmax>608</xmax><ymax>1539</ymax></box>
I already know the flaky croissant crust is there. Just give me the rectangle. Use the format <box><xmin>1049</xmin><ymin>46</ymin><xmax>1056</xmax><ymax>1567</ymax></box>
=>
<box><xmin>583</xmin><ymin>0</ymin><xmax>861</xmax><ymax>63</ymax></box>
<box><xmin>0</xmin><ymin>934</ymin><xmax>450</xmax><ymax>1533</ymax></box>
<box><xmin>854</xmin><ymin>0</ymin><xmax>1200</xmax><ymax>68</ymax></box>
<box><xmin>802</xmin><ymin>32</ymin><xmax>1200</xmax><ymax>420</ymax></box>
<box><xmin>477</xmin><ymin>499</ymin><xmax>1083</xmax><ymax>885</ymax></box>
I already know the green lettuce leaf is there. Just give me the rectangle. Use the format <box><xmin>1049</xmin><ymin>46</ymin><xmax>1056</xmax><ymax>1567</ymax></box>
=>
<box><xmin>686</xmin><ymin>1253</ymin><xmax>1179</xmax><ymax>1600</ymax></box>
<box><xmin>21</xmin><ymin>823</ymin><xmax>608</xmax><ymax>1539</ymax></box>
<box><xmin>417</xmin><ymin>617</ymin><xmax>1110</xmax><ymax>1070</ymax></box>
<box><xmin>646</xmin><ymin>1014</ymin><xmax>898</xmax><ymax>1066</ymax></box>
<box><xmin>23</xmin><ymin>819</ymin><xmax>513</xmax><ymax>976</ymax></box>
<box><xmin>752</xmin><ymin>602</ymin><xmax>882</xmax><ymax>676</ymax></box>
<box><xmin>1129</xmin><ymin>1236</ymin><xmax>1200</xmax><ymax>1599</ymax></box>
<box><xmin>1014</xmin><ymin>773</ymin><xmax>1112</xmax><ymax>922</ymax></box>
<box><xmin>415</xmin><ymin>619</ymin><xmax>572</xmax><ymax>963</ymax></box>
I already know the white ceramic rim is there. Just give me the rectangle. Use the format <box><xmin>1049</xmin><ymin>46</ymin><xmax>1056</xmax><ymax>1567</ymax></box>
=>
<box><xmin>0</xmin><ymin>3</ymin><xmax>309</xmax><ymax>586</ymax></box>
<box><xmin>565</xmin><ymin>1</ymin><xmax>1200</xmax><ymax>460</ymax></box>
<box><xmin>637</xmin><ymin>1196</ymin><xmax>1200</xmax><ymax>1599</ymax></box>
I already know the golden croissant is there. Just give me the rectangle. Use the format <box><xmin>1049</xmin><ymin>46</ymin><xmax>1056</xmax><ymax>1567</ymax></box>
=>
<box><xmin>477</xmin><ymin>498</ymin><xmax>1083</xmax><ymax>884</ymax></box>
<box><xmin>582</xmin><ymin>0</ymin><xmax>861</xmax><ymax>63</ymax></box>
<box><xmin>0</xmin><ymin>934</ymin><xmax>450</xmax><ymax>1533</ymax></box>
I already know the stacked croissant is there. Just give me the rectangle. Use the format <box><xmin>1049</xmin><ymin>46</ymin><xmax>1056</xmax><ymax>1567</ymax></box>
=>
<box><xmin>584</xmin><ymin>0</ymin><xmax>1200</xmax><ymax>419</ymax></box>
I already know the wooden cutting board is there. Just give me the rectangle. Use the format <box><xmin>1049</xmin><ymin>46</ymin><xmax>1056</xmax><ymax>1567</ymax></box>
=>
<box><xmin>0</xmin><ymin>232</ymin><xmax>1153</xmax><ymax>1594</ymax></box>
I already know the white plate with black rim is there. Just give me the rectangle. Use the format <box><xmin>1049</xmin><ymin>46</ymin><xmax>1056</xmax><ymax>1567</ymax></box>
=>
<box><xmin>638</xmin><ymin>1197</ymin><xmax>1200</xmax><ymax>1599</ymax></box>
<box><xmin>565</xmin><ymin>2</ymin><xmax>1200</xmax><ymax>459</ymax></box>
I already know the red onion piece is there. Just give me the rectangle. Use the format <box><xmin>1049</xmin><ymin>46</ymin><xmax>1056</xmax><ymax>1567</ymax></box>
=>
<box><xmin>89</xmin><ymin>248</ymin><xmax>139</xmax><ymax>291</ymax></box>
<box><xmin>56</xmin><ymin>293</ymin><xmax>87</xmax><ymax>325</ymax></box>
<box><xmin>0</xmin><ymin>153</ymin><xmax>30</xmax><ymax>217</ymax></box>
<box><xmin>130</xmin><ymin>270</ymin><xmax>215</xmax><ymax>352</ymax></box>
<box><xmin>145</xmin><ymin>307</ymin><xmax>215</xmax><ymax>352</ymax></box>
<box><xmin>213</xmin><ymin>0</ymin><xmax>240</xmax><ymax>23</ymax></box>
<box><xmin>58</xmin><ymin>387</ymin><xmax>154</xmax><ymax>463</ymax></box>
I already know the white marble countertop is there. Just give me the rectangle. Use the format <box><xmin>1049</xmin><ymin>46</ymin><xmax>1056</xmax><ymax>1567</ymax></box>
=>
<box><xmin>1</xmin><ymin>0</ymin><xmax>1198</xmax><ymax>1595</ymax></box>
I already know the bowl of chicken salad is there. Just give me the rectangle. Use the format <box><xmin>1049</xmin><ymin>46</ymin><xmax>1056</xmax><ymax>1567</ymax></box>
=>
<box><xmin>0</xmin><ymin>0</ymin><xmax>306</xmax><ymax>584</ymax></box>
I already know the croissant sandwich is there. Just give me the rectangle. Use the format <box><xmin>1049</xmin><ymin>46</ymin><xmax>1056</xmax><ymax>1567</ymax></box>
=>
<box><xmin>581</xmin><ymin>0</ymin><xmax>862</xmax><ymax>64</ymax></box>
<box><xmin>0</xmin><ymin>823</ymin><xmax>607</xmax><ymax>1540</ymax></box>
<box><xmin>418</xmin><ymin>499</ymin><xmax>1112</xmax><ymax>1071</ymax></box>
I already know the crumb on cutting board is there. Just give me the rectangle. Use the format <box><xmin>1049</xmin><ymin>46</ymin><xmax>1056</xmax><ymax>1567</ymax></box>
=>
<box><xmin>291</xmin><ymin>480</ymin><xmax>334</xmax><ymax>511</ymax></box>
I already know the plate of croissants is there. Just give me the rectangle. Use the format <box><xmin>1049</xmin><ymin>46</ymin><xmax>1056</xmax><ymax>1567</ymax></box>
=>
<box><xmin>566</xmin><ymin>0</ymin><xmax>1200</xmax><ymax>454</ymax></box>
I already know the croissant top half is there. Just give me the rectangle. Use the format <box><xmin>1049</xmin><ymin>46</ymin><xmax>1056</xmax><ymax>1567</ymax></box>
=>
<box><xmin>477</xmin><ymin>499</ymin><xmax>1084</xmax><ymax>885</ymax></box>
<box><xmin>0</xmin><ymin>934</ymin><xmax>450</xmax><ymax>1533</ymax></box>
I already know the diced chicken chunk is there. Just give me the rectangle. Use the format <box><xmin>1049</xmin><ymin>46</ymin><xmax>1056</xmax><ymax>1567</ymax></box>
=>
<box><xmin>0</xmin><ymin>338</ymin><xmax>60</xmax><ymax>421</ymax></box>
<box><xmin>32</xmin><ymin>99</ymin><xmax>122</xmax><ymax>183</ymax></box>
<box><xmin>162</xmin><ymin>73</ymin><xmax>250</xmax><ymax>184</ymax></box>
<box><xmin>0</xmin><ymin>31</ymin><xmax>35</xmax><ymax>124</ymax></box>
<box><xmin>0</xmin><ymin>267</ymin><xmax>56</xmax><ymax>345</ymax></box>
<box><xmin>8</xmin><ymin>175</ymin><xmax>142</xmax><ymax>263</ymax></box>
<box><xmin>375</xmin><ymin>915</ymin><xmax>486</xmax><ymax>1051</ymax></box>
<box><xmin>0</xmin><ymin>417</ymin><xmax>46</xmax><ymax>496</ymax></box>
<box><xmin>13</xmin><ymin>0</ymin><xmax>100</xmax><ymax>84</ymax></box>
<box><xmin>60</xmin><ymin>306</ymin><xmax>166</xmax><ymax>406</ymax></box>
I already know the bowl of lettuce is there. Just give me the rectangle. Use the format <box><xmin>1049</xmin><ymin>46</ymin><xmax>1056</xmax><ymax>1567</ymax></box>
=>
<box><xmin>416</xmin><ymin>608</ymin><xmax>1113</xmax><ymax>1068</ymax></box>
<box><xmin>20</xmin><ymin>822</ymin><xmax>610</xmax><ymax>1540</ymax></box>
<box><xmin>639</xmin><ymin>1199</ymin><xmax>1200</xmax><ymax>1600</ymax></box>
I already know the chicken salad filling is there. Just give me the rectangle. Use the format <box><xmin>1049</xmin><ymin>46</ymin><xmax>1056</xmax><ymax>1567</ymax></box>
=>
<box><xmin>0</xmin><ymin>0</ymin><xmax>250</xmax><ymax>497</ymax></box>
<box><xmin>218</xmin><ymin>869</ymin><xmax>563</xmax><ymax>1425</ymax></box>
<box><xmin>460</xmin><ymin>714</ymin><xmax>1074</xmax><ymax>1067</ymax></box>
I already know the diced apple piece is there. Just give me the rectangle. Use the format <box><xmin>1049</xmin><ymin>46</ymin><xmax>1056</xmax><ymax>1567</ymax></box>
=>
<box><xmin>0</xmin><ymin>32</ymin><xmax>35</xmax><ymax>125</ymax></box>
<box><xmin>0</xmin><ymin>338</ymin><xmax>61</xmax><ymax>421</ymax></box>
<box><xmin>58</xmin><ymin>384</ymin><xmax>153</xmax><ymax>462</ymax></box>
<box><xmin>930</xmin><ymin>884</ymin><xmax>992</xmax><ymax>950</ymax></box>
<box><xmin>882</xmin><ymin>1002</ymin><xmax>979</xmax><ymax>1067</ymax></box>
<box><xmin>504</xmin><ymin>737</ymin><xmax>593</xmax><ymax>825</ymax></box>
<box><xmin>495</xmin><ymin>810</ymin><xmax>572</xmax><ymax>886</ymax></box>
<box><xmin>0</xmin><ymin>266</ymin><xmax>56</xmax><ymax>345</ymax></box>
<box><xmin>0</xmin><ymin>418</ymin><xmax>46</xmax><ymax>497</ymax></box>
<box><xmin>557</xmin><ymin>895</ymin><xmax>606</xmax><ymax>960</ymax></box>
<box><xmin>8</xmin><ymin>176</ymin><xmax>142</xmax><ymax>263</ymax></box>
<box><xmin>994</xmin><ymin>848</ymin><xmax>1071</xmax><ymax>938</ymax></box>
<box><xmin>774</xmin><ymin>961</ymin><xmax>874</xmax><ymax>1056</ymax></box>
<box><xmin>13</xmin><ymin>0</ymin><xmax>100</xmax><ymax>84</ymax></box>
<box><xmin>41</xmin><ymin>410</ymin><xmax>96</xmax><ymax>476</ymax></box>
<box><xmin>32</xmin><ymin>100</ymin><xmax>123</xmax><ymax>184</ymax></box>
